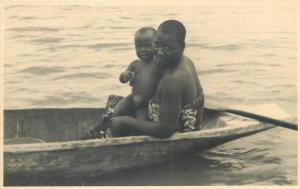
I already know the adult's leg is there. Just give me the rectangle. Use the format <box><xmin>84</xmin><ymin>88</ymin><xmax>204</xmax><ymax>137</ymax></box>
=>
<box><xmin>135</xmin><ymin>106</ymin><xmax>149</xmax><ymax>120</ymax></box>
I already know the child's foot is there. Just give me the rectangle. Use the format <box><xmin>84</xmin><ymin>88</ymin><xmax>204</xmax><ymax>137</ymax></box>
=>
<box><xmin>81</xmin><ymin>128</ymin><xmax>105</xmax><ymax>140</ymax></box>
<box><xmin>81</xmin><ymin>119</ymin><xmax>113</xmax><ymax>140</ymax></box>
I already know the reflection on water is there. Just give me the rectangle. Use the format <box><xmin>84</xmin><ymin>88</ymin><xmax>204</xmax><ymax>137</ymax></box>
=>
<box><xmin>3</xmin><ymin>5</ymin><xmax>297</xmax><ymax>185</ymax></box>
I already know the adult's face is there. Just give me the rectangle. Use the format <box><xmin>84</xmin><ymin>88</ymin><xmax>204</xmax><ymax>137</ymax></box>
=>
<box><xmin>154</xmin><ymin>30</ymin><xmax>184</xmax><ymax>67</ymax></box>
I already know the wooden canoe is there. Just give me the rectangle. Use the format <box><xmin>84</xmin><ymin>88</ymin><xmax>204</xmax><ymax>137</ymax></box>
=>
<box><xmin>4</xmin><ymin>104</ymin><xmax>291</xmax><ymax>186</ymax></box>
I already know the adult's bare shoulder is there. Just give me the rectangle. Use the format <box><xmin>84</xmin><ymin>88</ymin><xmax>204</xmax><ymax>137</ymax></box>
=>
<box><xmin>184</xmin><ymin>55</ymin><xmax>197</xmax><ymax>69</ymax></box>
<box><xmin>161</xmin><ymin>72</ymin><xmax>185</xmax><ymax>94</ymax></box>
<box><xmin>183</xmin><ymin>55</ymin><xmax>204</xmax><ymax>93</ymax></box>
<box><xmin>184</xmin><ymin>55</ymin><xmax>193</xmax><ymax>63</ymax></box>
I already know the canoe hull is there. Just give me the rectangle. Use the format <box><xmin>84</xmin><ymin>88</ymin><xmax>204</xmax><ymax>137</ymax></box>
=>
<box><xmin>5</xmin><ymin>103</ymin><xmax>293</xmax><ymax>186</ymax></box>
<box><xmin>4</xmin><ymin>108</ymin><xmax>276</xmax><ymax>186</ymax></box>
<box><xmin>5</xmin><ymin>129</ymin><xmax>273</xmax><ymax>186</ymax></box>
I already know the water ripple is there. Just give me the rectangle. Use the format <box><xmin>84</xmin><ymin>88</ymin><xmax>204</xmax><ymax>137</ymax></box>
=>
<box><xmin>30</xmin><ymin>94</ymin><xmax>99</xmax><ymax>106</ymax></box>
<box><xmin>232</xmin><ymin>80</ymin><xmax>257</xmax><ymax>85</ymax></box>
<box><xmin>188</xmin><ymin>43</ymin><xmax>242</xmax><ymax>51</ymax></box>
<box><xmin>53</xmin><ymin>72</ymin><xmax>110</xmax><ymax>80</ymax></box>
<box><xmin>197</xmin><ymin>68</ymin><xmax>236</xmax><ymax>75</ymax></box>
<box><xmin>216</xmin><ymin>61</ymin><xmax>280</xmax><ymax>67</ymax></box>
<box><xmin>102</xmin><ymin>64</ymin><xmax>117</xmax><ymax>68</ymax></box>
<box><xmin>8</xmin><ymin>26</ymin><xmax>61</xmax><ymax>32</ymax></box>
<box><xmin>30</xmin><ymin>37</ymin><xmax>65</xmax><ymax>44</ymax></box>
<box><xmin>260</xmin><ymin>53</ymin><xmax>277</xmax><ymax>57</ymax></box>
<box><xmin>19</xmin><ymin>66</ymin><xmax>65</xmax><ymax>75</ymax></box>
<box><xmin>87</xmin><ymin>42</ymin><xmax>132</xmax><ymax>51</ymax></box>
<box><xmin>120</xmin><ymin>16</ymin><xmax>131</xmax><ymax>20</ymax></box>
<box><xmin>58</xmin><ymin>44</ymin><xmax>85</xmax><ymax>49</ymax></box>
<box><xmin>19</xmin><ymin>16</ymin><xmax>35</xmax><ymax>20</ymax></box>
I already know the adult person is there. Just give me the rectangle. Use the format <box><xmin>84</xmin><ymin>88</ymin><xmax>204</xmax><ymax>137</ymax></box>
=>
<box><xmin>110</xmin><ymin>20</ymin><xmax>205</xmax><ymax>138</ymax></box>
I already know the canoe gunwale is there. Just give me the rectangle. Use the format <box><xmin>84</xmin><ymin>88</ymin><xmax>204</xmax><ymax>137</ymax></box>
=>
<box><xmin>4</xmin><ymin>120</ymin><xmax>275</xmax><ymax>154</ymax></box>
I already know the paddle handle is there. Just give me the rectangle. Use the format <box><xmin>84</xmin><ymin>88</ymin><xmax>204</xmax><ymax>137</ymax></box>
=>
<box><xmin>206</xmin><ymin>108</ymin><xmax>298</xmax><ymax>131</ymax></box>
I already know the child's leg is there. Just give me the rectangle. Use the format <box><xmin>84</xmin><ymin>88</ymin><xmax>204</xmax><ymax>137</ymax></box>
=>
<box><xmin>112</xmin><ymin>95</ymin><xmax>135</xmax><ymax>117</ymax></box>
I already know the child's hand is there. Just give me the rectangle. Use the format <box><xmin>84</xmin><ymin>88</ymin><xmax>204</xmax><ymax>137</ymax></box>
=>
<box><xmin>120</xmin><ymin>71</ymin><xmax>135</xmax><ymax>83</ymax></box>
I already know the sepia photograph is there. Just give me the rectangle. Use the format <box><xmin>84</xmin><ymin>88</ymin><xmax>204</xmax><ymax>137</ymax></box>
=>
<box><xmin>2</xmin><ymin>0</ymin><xmax>298</xmax><ymax>187</ymax></box>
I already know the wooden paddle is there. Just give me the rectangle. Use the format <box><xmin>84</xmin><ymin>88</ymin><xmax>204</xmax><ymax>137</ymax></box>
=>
<box><xmin>205</xmin><ymin>107</ymin><xmax>298</xmax><ymax>131</ymax></box>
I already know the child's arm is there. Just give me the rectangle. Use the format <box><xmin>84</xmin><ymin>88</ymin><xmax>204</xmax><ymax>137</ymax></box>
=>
<box><xmin>119</xmin><ymin>60</ymin><xmax>138</xmax><ymax>83</ymax></box>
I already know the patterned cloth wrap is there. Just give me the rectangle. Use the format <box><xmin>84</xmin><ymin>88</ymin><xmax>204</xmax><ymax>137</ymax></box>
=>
<box><xmin>148</xmin><ymin>93</ymin><xmax>204</xmax><ymax>132</ymax></box>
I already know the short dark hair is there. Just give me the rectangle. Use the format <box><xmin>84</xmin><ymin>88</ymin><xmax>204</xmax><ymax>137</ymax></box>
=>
<box><xmin>157</xmin><ymin>20</ymin><xmax>186</xmax><ymax>45</ymax></box>
<box><xmin>135</xmin><ymin>27</ymin><xmax>156</xmax><ymax>37</ymax></box>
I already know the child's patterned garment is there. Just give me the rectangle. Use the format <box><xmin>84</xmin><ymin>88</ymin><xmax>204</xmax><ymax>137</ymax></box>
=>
<box><xmin>148</xmin><ymin>93</ymin><xmax>204</xmax><ymax>132</ymax></box>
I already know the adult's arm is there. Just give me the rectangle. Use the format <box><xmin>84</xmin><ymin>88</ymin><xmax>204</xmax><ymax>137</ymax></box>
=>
<box><xmin>185</xmin><ymin>56</ymin><xmax>205</xmax><ymax>130</ymax></box>
<box><xmin>111</xmin><ymin>76</ymin><xmax>183</xmax><ymax>138</ymax></box>
<box><xmin>185</xmin><ymin>56</ymin><xmax>203</xmax><ymax>94</ymax></box>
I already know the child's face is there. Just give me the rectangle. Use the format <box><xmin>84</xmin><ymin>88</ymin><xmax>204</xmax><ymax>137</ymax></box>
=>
<box><xmin>134</xmin><ymin>31</ymin><xmax>155</xmax><ymax>62</ymax></box>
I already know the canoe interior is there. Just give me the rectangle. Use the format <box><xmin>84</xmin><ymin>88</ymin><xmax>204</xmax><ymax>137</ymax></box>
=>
<box><xmin>4</xmin><ymin>108</ymin><xmax>222</xmax><ymax>143</ymax></box>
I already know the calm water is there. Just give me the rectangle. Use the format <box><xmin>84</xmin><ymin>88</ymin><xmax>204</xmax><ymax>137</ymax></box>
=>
<box><xmin>3</xmin><ymin>5</ymin><xmax>297</xmax><ymax>185</ymax></box>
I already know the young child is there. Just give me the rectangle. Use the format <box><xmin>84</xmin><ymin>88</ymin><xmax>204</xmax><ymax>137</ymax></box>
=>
<box><xmin>83</xmin><ymin>27</ymin><xmax>164</xmax><ymax>139</ymax></box>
